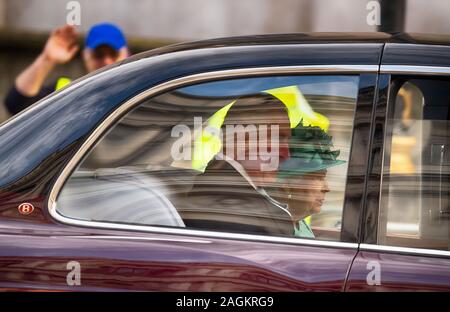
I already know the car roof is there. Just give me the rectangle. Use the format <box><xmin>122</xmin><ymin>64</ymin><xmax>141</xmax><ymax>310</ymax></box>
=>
<box><xmin>122</xmin><ymin>32</ymin><xmax>450</xmax><ymax>64</ymax></box>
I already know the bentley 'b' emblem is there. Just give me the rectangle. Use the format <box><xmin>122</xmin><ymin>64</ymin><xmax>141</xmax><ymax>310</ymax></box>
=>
<box><xmin>18</xmin><ymin>203</ymin><xmax>34</xmax><ymax>215</ymax></box>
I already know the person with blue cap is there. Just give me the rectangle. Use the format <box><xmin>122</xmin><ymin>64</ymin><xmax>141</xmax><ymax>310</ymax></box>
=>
<box><xmin>4</xmin><ymin>23</ymin><xmax>129</xmax><ymax>115</ymax></box>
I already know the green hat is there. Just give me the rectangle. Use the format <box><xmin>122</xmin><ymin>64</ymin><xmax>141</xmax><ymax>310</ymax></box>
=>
<box><xmin>278</xmin><ymin>120</ymin><xmax>345</xmax><ymax>178</ymax></box>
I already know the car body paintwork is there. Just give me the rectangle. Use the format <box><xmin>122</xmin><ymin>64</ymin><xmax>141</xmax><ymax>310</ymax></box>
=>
<box><xmin>346</xmin><ymin>251</ymin><xmax>450</xmax><ymax>291</ymax></box>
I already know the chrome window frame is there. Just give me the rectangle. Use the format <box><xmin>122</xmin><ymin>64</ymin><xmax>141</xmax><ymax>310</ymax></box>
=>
<box><xmin>380</xmin><ymin>65</ymin><xmax>450</xmax><ymax>76</ymax></box>
<box><xmin>48</xmin><ymin>64</ymin><xmax>378</xmax><ymax>250</ymax></box>
<box><xmin>367</xmin><ymin>65</ymin><xmax>450</xmax><ymax>258</ymax></box>
<box><xmin>360</xmin><ymin>243</ymin><xmax>450</xmax><ymax>258</ymax></box>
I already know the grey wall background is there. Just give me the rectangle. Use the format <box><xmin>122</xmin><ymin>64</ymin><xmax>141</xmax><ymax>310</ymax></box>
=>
<box><xmin>2</xmin><ymin>0</ymin><xmax>376</xmax><ymax>40</ymax></box>
<box><xmin>1</xmin><ymin>0</ymin><xmax>450</xmax><ymax>122</ymax></box>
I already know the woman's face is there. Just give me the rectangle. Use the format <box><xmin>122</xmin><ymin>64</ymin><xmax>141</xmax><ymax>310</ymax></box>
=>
<box><xmin>283</xmin><ymin>170</ymin><xmax>330</xmax><ymax>217</ymax></box>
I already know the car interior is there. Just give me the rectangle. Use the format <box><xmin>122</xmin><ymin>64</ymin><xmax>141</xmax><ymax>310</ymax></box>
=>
<box><xmin>379</xmin><ymin>77</ymin><xmax>450</xmax><ymax>251</ymax></box>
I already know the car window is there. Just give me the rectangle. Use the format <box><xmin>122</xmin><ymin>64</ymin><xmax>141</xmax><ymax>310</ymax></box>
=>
<box><xmin>378</xmin><ymin>76</ymin><xmax>450</xmax><ymax>251</ymax></box>
<box><xmin>57</xmin><ymin>75</ymin><xmax>359</xmax><ymax>241</ymax></box>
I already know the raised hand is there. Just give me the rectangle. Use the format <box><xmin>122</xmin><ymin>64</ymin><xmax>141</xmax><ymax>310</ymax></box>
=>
<box><xmin>42</xmin><ymin>25</ymin><xmax>79</xmax><ymax>64</ymax></box>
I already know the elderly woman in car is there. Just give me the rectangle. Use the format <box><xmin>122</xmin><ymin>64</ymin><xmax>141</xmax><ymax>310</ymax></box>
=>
<box><xmin>274</xmin><ymin>121</ymin><xmax>345</xmax><ymax>238</ymax></box>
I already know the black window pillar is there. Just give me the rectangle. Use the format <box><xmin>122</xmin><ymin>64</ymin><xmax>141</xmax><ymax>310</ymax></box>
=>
<box><xmin>378</xmin><ymin>0</ymin><xmax>406</xmax><ymax>33</ymax></box>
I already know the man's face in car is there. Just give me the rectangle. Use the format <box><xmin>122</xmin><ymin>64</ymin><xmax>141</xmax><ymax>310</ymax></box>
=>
<box><xmin>224</xmin><ymin>107</ymin><xmax>291</xmax><ymax>183</ymax></box>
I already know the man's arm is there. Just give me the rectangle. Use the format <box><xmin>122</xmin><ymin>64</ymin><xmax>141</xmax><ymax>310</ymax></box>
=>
<box><xmin>4</xmin><ymin>25</ymin><xmax>79</xmax><ymax>116</ymax></box>
<box><xmin>15</xmin><ymin>53</ymin><xmax>57</xmax><ymax>97</ymax></box>
<box><xmin>15</xmin><ymin>25</ymin><xmax>79</xmax><ymax>97</ymax></box>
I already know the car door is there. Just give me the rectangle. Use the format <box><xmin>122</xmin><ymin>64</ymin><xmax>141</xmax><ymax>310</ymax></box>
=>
<box><xmin>346</xmin><ymin>43</ymin><xmax>450</xmax><ymax>291</ymax></box>
<box><xmin>0</xmin><ymin>43</ymin><xmax>380</xmax><ymax>291</ymax></box>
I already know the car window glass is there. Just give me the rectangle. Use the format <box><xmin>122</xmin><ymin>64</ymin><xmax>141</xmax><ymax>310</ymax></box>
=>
<box><xmin>57</xmin><ymin>75</ymin><xmax>359</xmax><ymax>241</ymax></box>
<box><xmin>378</xmin><ymin>77</ymin><xmax>450</xmax><ymax>251</ymax></box>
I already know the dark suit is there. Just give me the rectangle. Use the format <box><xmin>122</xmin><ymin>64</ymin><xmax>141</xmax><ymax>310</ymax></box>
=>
<box><xmin>175</xmin><ymin>159</ymin><xmax>294</xmax><ymax>237</ymax></box>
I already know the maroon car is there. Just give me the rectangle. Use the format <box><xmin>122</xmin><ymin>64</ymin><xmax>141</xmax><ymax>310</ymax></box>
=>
<box><xmin>1</xmin><ymin>33</ymin><xmax>450</xmax><ymax>291</ymax></box>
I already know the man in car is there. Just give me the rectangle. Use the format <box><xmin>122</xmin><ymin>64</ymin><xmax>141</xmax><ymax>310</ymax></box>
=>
<box><xmin>177</xmin><ymin>93</ymin><xmax>295</xmax><ymax>236</ymax></box>
<box><xmin>4</xmin><ymin>23</ymin><xmax>129</xmax><ymax>115</ymax></box>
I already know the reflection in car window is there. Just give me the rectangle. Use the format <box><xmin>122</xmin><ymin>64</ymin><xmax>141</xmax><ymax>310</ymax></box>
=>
<box><xmin>57</xmin><ymin>75</ymin><xmax>359</xmax><ymax>241</ymax></box>
<box><xmin>379</xmin><ymin>77</ymin><xmax>450</xmax><ymax>251</ymax></box>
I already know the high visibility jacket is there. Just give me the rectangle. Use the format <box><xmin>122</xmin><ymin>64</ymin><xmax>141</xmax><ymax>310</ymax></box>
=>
<box><xmin>55</xmin><ymin>77</ymin><xmax>72</xmax><ymax>91</ymax></box>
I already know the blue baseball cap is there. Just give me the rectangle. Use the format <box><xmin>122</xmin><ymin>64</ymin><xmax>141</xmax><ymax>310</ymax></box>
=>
<box><xmin>85</xmin><ymin>23</ymin><xmax>127</xmax><ymax>50</ymax></box>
